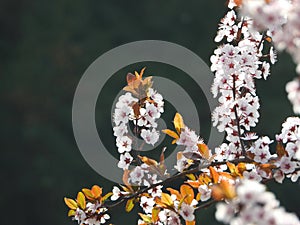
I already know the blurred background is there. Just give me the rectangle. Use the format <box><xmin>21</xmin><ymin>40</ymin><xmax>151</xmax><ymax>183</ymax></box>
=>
<box><xmin>1</xmin><ymin>0</ymin><xmax>299</xmax><ymax>224</ymax></box>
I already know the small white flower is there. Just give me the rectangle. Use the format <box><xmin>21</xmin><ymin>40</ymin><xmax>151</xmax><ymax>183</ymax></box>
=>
<box><xmin>116</xmin><ymin>136</ymin><xmax>132</xmax><ymax>153</ymax></box>
<box><xmin>129</xmin><ymin>166</ymin><xmax>145</xmax><ymax>185</ymax></box>
<box><xmin>140</xmin><ymin>196</ymin><xmax>155</xmax><ymax>214</ymax></box>
<box><xmin>270</xmin><ymin>46</ymin><xmax>277</xmax><ymax>64</ymax></box>
<box><xmin>279</xmin><ymin>156</ymin><xmax>296</xmax><ymax>174</ymax></box>
<box><xmin>111</xmin><ymin>186</ymin><xmax>123</xmax><ymax>201</ymax></box>
<box><xmin>113</xmin><ymin>123</ymin><xmax>128</xmax><ymax>138</ymax></box>
<box><xmin>114</xmin><ymin>105</ymin><xmax>132</xmax><ymax>126</ymax></box>
<box><xmin>74</xmin><ymin>208</ymin><xmax>86</xmax><ymax>223</ymax></box>
<box><xmin>140</xmin><ymin>129</ymin><xmax>159</xmax><ymax>146</ymax></box>
<box><xmin>179</xmin><ymin>202</ymin><xmax>195</xmax><ymax>221</ymax></box>
<box><xmin>243</xmin><ymin>170</ymin><xmax>262</xmax><ymax>182</ymax></box>
<box><xmin>176</xmin><ymin>127</ymin><xmax>199</xmax><ymax>147</ymax></box>
<box><xmin>117</xmin><ymin>152</ymin><xmax>133</xmax><ymax>170</ymax></box>
<box><xmin>261</xmin><ymin>61</ymin><xmax>270</xmax><ymax>80</ymax></box>
<box><xmin>198</xmin><ymin>185</ymin><xmax>212</xmax><ymax>201</ymax></box>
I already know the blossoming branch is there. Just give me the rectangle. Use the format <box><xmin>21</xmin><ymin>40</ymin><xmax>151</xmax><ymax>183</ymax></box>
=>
<box><xmin>64</xmin><ymin>1</ymin><xmax>300</xmax><ymax>225</ymax></box>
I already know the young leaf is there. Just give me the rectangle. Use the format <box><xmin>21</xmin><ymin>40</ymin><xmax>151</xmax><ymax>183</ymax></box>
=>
<box><xmin>64</xmin><ymin>197</ymin><xmax>77</xmax><ymax>210</ymax></box>
<box><xmin>76</xmin><ymin>192</ymin><xmax>86</xmax><ymax>209</ymax></box>
<box><xmin>138</xmin><ymin>213</ymin><xmax>152</xmax><ymax>223</ymax></box>
<box><xmin>162</xmin><ymin>129</ymin><xmax>179</xmax><ymax>140</ymax></box>
<box><xmin>161</xmin><ymin>193</ymin><xmax>174</xmax><ymax>207</ymax></box>
<box><xmin>91</xmin><ymin>185</ymin><xmax>102</xmax><ymax>199</ymax></box>
<box><xmin>220</xmin><ymin>180</ymin><xmax>236</xmax><ymax>200</ymax></box>
<box><xmin>152</xmin><ymin>207</ymin><xmax>160</xmax><ymax>222</ymax></box>
<box><xmin>167</xmin><ymin>187</ymin><xmax>182</xmax><ymax>200</ymax></box>
<box><xmin>198</xmin><ymin>173</ymin><xmax>212</xmax><ymax>185</ymax></box>
<box><xmin>138</xmin><ymin>155</ymin><xmax>158</xmax><ymax>166</ymax></box>
<box><xmin>196</xmin><ymin>192</ymin><xmax>201</xmax><ymax>201</ymax></box>
<box><xmin>186</xmin><ymin>180</ymin><xmax>201</xmax><ymax>189</ymax></box>
<box><xmin>209</xmin><ymin>166</ymin><xmax>220</xmax><ymax>184</ymax></box>
<box><xmin>173</xmin><ymin>113</ymin><xmax>185</xmax><ymax>134</ymax></box>
<box><xmin>276</xmin><ymin>142</ymin><xmax>287</xmax><ymax>158</ymax></box>
<box><xmin>198</xmin><ymin>143</ymin><xmax>210</xmax><ymax>159</ymax></box>
<box><xmin>186</xmin><ymin>173</ymin><xmax>196</xmax><ymax>181</ymax></box>
<box><xmin>82</xmin><ymin>188</ymin><xmax>94</xmax><ymax>200</ymax></box>
<box><xmin>186</xmin><ymin>220</ymin><xmax>196</xmax><ymax>225</ymax></box>
<box><xmin>102</xmin><ymin>192</ymin><xmax>113</xmax><ymax>202</ymax></box>
<box><xmin>180</xmin><ymin>184</ymin><xmax>194</xmax><ymax>205</ymax></box>
<box><xmin>68</xmin><ymin>209</ymin><xmax>76</xmax><ymax>217</ymax></box>
<box><xmin>125</xmin><ymin>198</ymin><xmax>135</xmax><ymax>212</ymax></box>
<box><xmin>237</xmin><ymin>163</ymin><xmax>247</xmax><ymax>176</ymax></box>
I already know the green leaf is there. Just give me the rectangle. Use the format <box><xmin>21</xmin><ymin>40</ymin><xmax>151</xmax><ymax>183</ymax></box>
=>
<box><xmin>139</xmin><ymin>213</ymin><xmax>152</xmax><ymax>223</ymax></box>
<box><xmin>125</xmin><ymin>198</ymin><xmax>135</xmax><ymax>212</ymax></box>
<box><xmin>76</xmin><ymin>192</ymin><xmax>86</xmax><ymax>209</ymax></box>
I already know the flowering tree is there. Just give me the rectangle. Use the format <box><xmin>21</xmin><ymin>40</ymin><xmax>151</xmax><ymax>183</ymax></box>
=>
<box><xmin>64</xmin><ymin>1</ymin><xmax>300</xmax><ymax>224</ymax></box>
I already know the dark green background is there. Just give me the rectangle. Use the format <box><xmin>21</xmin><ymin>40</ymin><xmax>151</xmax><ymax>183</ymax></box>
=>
<box><xmin>1</xmin><ymin>0</ymin><xmax>299</xmax><ymax>224</ymax></box>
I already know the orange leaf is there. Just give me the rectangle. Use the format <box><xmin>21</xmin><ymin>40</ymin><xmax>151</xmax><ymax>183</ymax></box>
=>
<box><xmin>186</xmin><ymin>220</ymin><xmax>196</xmax><ymax>225</ymax></box>
<box><xmin>226</xmin><ymin>162</ymin><xmax>236</xmax><ymax>174</ymax></box>
<box><xmin>180</xmin><ymin>184</ymin><xmax>194</xmax><ymax>205</ymax></box>
<box><xmin>211</xmin><ymin>180</ymin><xmax>236</xmax><ymax>201</ymax></box>
<box><xmin>160</xmin><ymin>147</ymin><xmax>166</xmax><ymax>164</ymax></box>
<box><xmin>91</xmin><ymin>185</ymin><xmax>102</xmax><ymax>199</ymax></box>
<box><xmin>185</xmin><ymin>181</ymin><xmax>201</xmax><ymax>189</ymax></box>
<box><xmin>196</xmin><ymin>192</ymin><xmax>201</xmax><ymax>201</ymax></box>
<box><xmin>198</xmin><ymin>173</ymin><xmax>211</xmax><ymax>185</ymax></box>
<box><xmin>167</xmin><ymin>187</ymin><xmax>182</xmax><ymax>200</ymax></box>
<box><xmin>211</xmin><ymin>185</ymin><xmax>225</xmax><ymax>201</ymax></box>
<box><xmin>265</xmin><ymin>36</ymin><xmax>272</xmax><ymax>42</ymax></box>
<box><xmin>139</xmin><ymin>67</ymin><xmax>146</xmax><ymax>78</ymax></box>
<box><xmin>82</xmin><ymin>189</ymin><xmax>94</xmax><ymax>200</ymax></box>
<box><xmin>162</xmin><ymin>129</ymin><xmax>179</xmax><ymax>140</ymax></box>
<box><xmin>138</xmin><ymin>155</ymin><xmax>158</xmax><ymax>166</ymax></box>
<box><xmin>237</xmin><ymin>163</ymin><xmax>247</xmax><ymax>175</ymax></box>
<box><xmin>173</xmin><ymin>113</ymin><xmax>185</xmax><ymax>134</ymax></box>
<box><xmin>220</xmin><ymin>180</ymin><xmax>236</xmax><ymax>200</ymax></box>
<box><xmin>209</xmin><ymin>166</ymin><xmax>220</xmax><ymax>184</ymax></box>
<box><xmin>218</xmin><ymin>172</ymin><xmax>234</xmax><ymax>180</ymax></box>
<box><xmin>234</xmin><ymin>0</ymin><xmax>243</xmax><ymax>7</ymax></box>
<box><xmin>198</xmin><ymin>143</ymin><xmax>210</xmax><ymax>159</ymax></box>
<box><xmin>64</xmin><ymin>197</ymin><xmax>77</xmax><ymax>210</ymax></box>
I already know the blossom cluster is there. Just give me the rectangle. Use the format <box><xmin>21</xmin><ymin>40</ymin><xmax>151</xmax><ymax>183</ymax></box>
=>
<box><xmin>137</xmin><ymin>185</ymin><xmax>198</xmax><ymax>225</ymax></box>
<box><xmin>163</xmin><ymin>113</ymin><xmax>213</xmax><ymax>173</ymax></box>
<box><xmin>64</xmin><ymin>185</ymin><xmax>111</xmax><ymax>225</ymax></box>
<box><xmin>113</xmin><ymin>69</ymin><xmax>164</xmax><ymax>170</ymax></box>
<box><xmin>274</xmin><ymin>117</ymin><xmax>300</xmax><ymax>182</ymax></box>
<box><xmin>210</xmin><ymin>0</ymin><xmax>300</xmax><ymax>184</ymax></box>
<box><xmin>64</xmin><ymin>1</ymin><xmax>300</xmax><ymax>225</ymax></box>
<box><xmin>211</xmin><ymin>7</ymin><xmax>277</xmax><ymax>158</ymax></box>
<box><xmin>216</xmin><ymin>179</ymin><xmax>300</xmax><ymax>225</ymax></box>
<box><xmin>240</xmin><ymin>0</ymin><xmax>300</xmax><ymax>113</ymax></box>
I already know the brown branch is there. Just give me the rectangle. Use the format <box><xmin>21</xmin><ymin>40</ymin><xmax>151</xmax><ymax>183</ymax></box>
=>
<box><xmin>105</xmin><ymin>157</ymin><xmax>253</xmax><ymax>209</ymax></box>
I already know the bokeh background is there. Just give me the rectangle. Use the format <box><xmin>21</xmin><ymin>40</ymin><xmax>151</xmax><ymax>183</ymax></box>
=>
<box><xmin>1</xmin><ymin>0</ymin><xmax>299</xmax><ymax>225</ymax></box>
